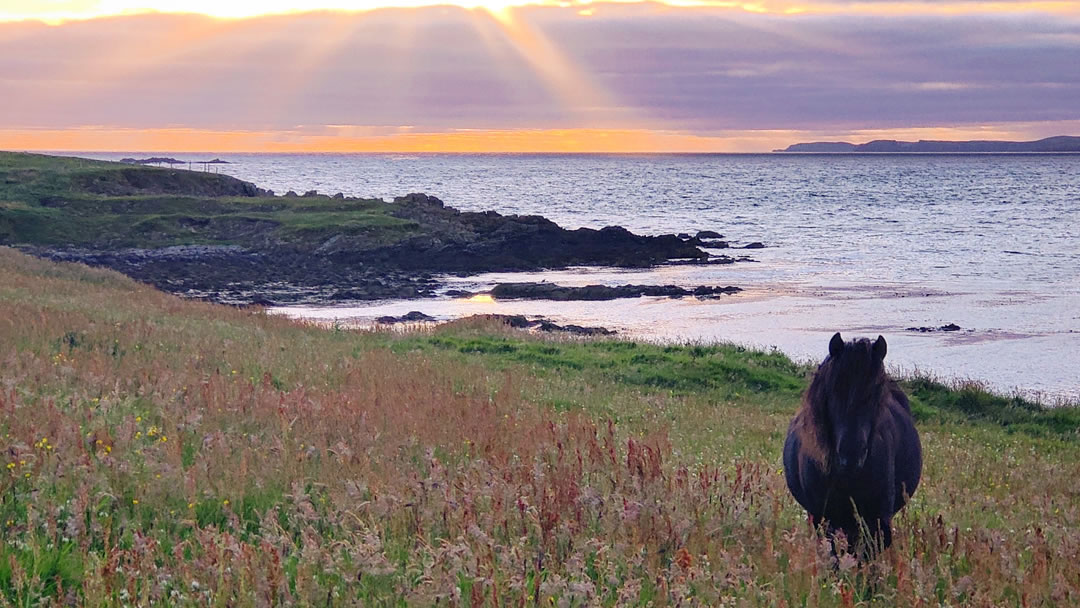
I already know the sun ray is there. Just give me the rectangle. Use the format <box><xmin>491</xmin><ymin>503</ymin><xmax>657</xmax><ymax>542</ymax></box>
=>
<box><xmin>473</xmin><ymin>7</ymin><xmax>646</xmax><ymax>130</ymax></box>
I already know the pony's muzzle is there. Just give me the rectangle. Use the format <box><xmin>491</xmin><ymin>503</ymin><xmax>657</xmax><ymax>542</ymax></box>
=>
<box><xmin>836</xmin><ymin>447</ymin><xmax>868</xmax><ymax>473</ymax></box>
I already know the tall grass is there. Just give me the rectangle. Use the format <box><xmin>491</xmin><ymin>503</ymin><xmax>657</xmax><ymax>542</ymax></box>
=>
<box><xmin>1</xmin><ymin>247</ymin><xmax>1077</xmax><ymax>606</ymax></box>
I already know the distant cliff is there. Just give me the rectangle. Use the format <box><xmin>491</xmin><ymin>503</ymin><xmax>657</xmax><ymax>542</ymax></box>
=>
<box><xmin>776</xmin><ymin>135</ymin><xmax>1080</xmax><ymax>153</ymax></box>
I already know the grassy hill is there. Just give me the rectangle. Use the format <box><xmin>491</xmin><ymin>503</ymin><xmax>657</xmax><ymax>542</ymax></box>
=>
<box><xmin>0</xmin><ymin>151</ymin><xmax>418</xmax><ymax>250</ymax></box>
<box><xmin>1</xmin><ymin>247</ymin><xmax>1077</xmax><ymax>605</ymax></box>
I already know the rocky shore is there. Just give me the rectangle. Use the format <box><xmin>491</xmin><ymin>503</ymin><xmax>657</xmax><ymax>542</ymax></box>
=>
<box><xmin>3</xmin><ymin>152</ymin><xmax>756</xmax><ymax>305</ymax></box>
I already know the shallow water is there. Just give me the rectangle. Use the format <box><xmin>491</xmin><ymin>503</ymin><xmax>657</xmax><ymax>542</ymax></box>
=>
<box><xmin>71</xmin><ymin>152</ymin><xmax>1080</xmax><ymax>401</ymax></box>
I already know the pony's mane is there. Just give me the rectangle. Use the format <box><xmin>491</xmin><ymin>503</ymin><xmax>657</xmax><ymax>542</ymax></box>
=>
<box><xmin>793</xmin><ymin>338</ymin><xmax>892</xmax><ymax>470</ymax></box>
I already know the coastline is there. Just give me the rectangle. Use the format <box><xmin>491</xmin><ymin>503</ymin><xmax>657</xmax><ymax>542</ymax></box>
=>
<box><xmin>272</xmin><ymin>268</ymin><xmax>1080</xmax><ymax>403</ymax></box>
<box><xmin>5</xmin><ymin>151</ymin><xmax>1077</xmax><ymax>401</ymax></box>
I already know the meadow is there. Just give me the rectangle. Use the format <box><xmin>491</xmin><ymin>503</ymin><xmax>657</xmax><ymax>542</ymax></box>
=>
<box><xmin>1</xmin><ymin>246</ymin><xmax>1078</xmax><ymax>606</ymax></box>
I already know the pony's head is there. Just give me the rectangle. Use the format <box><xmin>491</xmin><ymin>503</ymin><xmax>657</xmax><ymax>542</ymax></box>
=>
<box><xmin>801</xmin><ymin>332</ymin><xmax>889</xmax><ymax>474</ymax></box>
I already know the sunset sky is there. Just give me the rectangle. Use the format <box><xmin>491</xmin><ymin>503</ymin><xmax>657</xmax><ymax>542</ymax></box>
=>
<box><xmin>2</xmin><ymin>1</ymin><xmax>1078</xmax><ymax>152</ymax></box>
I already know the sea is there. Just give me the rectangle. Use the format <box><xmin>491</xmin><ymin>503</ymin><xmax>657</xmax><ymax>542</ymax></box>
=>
<box><xmin>70</xmin><ymin>152</ymin><xmax>1080</xmax><ymax>401</ymax></box>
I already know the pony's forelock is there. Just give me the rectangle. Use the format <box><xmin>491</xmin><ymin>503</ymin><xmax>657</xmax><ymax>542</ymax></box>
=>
<box><xmin>795</xmin><ymin>337</ymin><xmax>890</xmax><ymax>469</ymax></box>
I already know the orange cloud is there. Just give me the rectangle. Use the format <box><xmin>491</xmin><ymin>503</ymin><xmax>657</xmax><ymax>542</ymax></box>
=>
<box><xmin>0</xmin><ymin>126</ymin><xmax>737</xmax><ymax>152</ymax></box>
<box><xmin>4</xmin><ymin>0</ymin><xmax>1078</xmax><ymax>24</ymax></box>
<box><xmin>4</xmin><ymin>123</ymin><xmax>1077</xmax><ymax>153</ymax></box>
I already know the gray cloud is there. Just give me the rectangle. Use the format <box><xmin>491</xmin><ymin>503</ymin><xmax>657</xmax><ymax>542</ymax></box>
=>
<box><xmin>1</xmin><ymin>5</ymin><xmax>1078</xmax><ymax>134</ymax></box>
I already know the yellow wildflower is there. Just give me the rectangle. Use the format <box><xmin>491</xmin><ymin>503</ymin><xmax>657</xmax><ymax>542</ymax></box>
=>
<box><xmin>132</xmin><ymin>499</ymin><xmax>139</xmax><ymax>505</ymax></box>
<box><xmin>223</xmin><ymin>499</ymin><xmax>230</xmax><ymax>506</ymax></box>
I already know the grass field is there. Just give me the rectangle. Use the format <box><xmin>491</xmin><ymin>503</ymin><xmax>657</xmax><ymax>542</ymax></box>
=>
<box><xmin>1</xmin><ymin>246</ymin><xmax>1078</xmax><ymax>606</ymax></box>
<box><xmin>0</xmin><ymin>152</ymin><xmax>417</xmax><ymax>249</ymax></box>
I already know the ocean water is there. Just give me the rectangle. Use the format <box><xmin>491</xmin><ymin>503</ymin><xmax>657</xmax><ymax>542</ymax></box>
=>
<box><xmin>71</xmin><ymin>152</ymin><xmax>1080</xmax><ymax>400</ymax></box>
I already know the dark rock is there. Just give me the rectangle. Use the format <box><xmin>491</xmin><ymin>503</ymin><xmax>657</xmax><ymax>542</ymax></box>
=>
<box><xmin>393</xmin><ymin>192</ymin><xmax>445</xmax><ymax>208</ymax></box>
<box><xmin>375</xmin><ymin>311</ymin><xmax>435</xmax><ymax>324</ymax></box>
<box><xmin>473</xmin><ymin>314</ymin><xmax>615</xmax><ymax>335</ymax></box>
<box><xmin>677</xmin><ymin>233</ymin><xmax>692</xmax><ymax>240</ymax></box>
<box><xmin>284</xmin><ymin>191</ymin><xmax>298</xmax><ymax>198</ymax></box>
<box><xmin>333</xmin><ymin>192</ymin><xmax>345</xmax><ymax>199</ymax></box>
<box><xmin>341</xmin><ymin>211</ymin><xmax>712</xmax><ymax>274</ymax></box>
<box><xmin>742</xmin><ymin>242</ymin><xmax>765</xmax><ymax>249</ymax></box>
<box><xmin>444</xmin><ymin>289</ymin><xmax>473</xmax><ymax>298</ymax></box>
<box><xmin>906</xmin><ymin>323</ymin><xmax>963</xmax><ymax>333</ymax></box>
<box><xmin>302</xmin><ymin>190</ymin><xmax>319</xmax><ymax>197</ymax></box>
<box><xmin>696</xmin><ymin>230</ymin><xmax>724</xmax><ymax>239</ymax></box>
<box><xmin>490</xmin><ymin>282</ymin><xmax>741</xmax><ymax>301</ymax></box>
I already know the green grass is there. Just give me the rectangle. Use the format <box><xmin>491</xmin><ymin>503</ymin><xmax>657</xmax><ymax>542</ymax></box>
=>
<box><xmin>0</xmin><ymin>151</ymin><xmax>418</xmax><ymax>249</ymax></box>
<box><xmin>375</xmin><ymin>330</ymin><xmax>1078</xmax><ymax>444</ymax></box>
<box><xmin>1</xmin><ymin>247</ymin><xmax>1078</xmax><ymax>606</ymax></box>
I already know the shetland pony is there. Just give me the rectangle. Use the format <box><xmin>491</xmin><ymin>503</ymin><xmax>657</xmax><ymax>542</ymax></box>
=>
<box><xmin>783</xmin><ymin>333</ymin><xmax>922</xmax><ymax>554</ymax></box>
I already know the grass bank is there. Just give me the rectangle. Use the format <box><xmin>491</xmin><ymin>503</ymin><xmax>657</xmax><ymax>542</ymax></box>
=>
<box><xmin>0</xmin><ymin>152</ymin><xmax>416</xmax><ymax>249</ymax></box>
<box><xmin>1</xmin><ymin>247</ymin><xmax>1077</xmax><ymax>606</ymax></box>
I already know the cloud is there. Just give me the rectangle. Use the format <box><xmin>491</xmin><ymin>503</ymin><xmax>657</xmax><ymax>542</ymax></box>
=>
<box><xmin>0</xmin><ymin>4</ymin><xmax>1077</xmax><ymax>149</ymax></box>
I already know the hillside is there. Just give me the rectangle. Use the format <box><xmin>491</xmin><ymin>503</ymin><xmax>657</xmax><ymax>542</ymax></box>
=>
<box><xmin>1</xmin><ymin>247</ymin><xmax>1078</xmax><ymax>605</ymax></box>
<box><xmin>777</xmin><ymin>135</ymin><xmax>1080</xmax><ymax>153</ymax></box>
<box><xmin>0</xmin><ymin>152</ymin><xmax>716</xmax><ymax>304</ymax></box>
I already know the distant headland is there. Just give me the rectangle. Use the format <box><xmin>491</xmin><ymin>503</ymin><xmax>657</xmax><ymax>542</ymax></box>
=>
<box><xmin>775</xmin><ymin>135</ymin><xmax>1080</xmax><ymax>153</ymax></box>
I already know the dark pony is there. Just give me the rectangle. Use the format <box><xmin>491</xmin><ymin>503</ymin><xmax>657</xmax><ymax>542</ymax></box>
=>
<box><xmin>783</xmin><ymin>332</ymin><xmax>922</xmax><ymax>554</ymax></box>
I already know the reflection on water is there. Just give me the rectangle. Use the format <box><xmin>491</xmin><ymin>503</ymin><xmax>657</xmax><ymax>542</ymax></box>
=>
<box><xmin>273</xmin><ymin>266</ymin><xmax>1080</xmax><ymax>403</ymax></box>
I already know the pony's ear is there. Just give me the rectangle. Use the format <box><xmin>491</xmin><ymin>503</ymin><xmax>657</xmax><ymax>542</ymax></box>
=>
<box><xmin>873</xmin><ymin>335</ymin><xmax>887</xmax><ymax>362</ymax></box>
<box><xmin>829</xmin><ymin>332</ymin><xmax>844</xmax><ymax>358</ymax></box>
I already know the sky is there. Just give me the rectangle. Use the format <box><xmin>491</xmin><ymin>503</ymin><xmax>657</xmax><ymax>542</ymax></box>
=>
<box><xmin>1</xmin><ymin>0</ymin><xmax>1079</xmax><ymax>152</ymax></box>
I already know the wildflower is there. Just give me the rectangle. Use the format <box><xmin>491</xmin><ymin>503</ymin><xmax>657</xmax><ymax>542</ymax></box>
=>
<box><xmin>132</xmin><ymin>499</ymin><xmax>139</xmax><ymax>505</ymax></box>
<box><xmin>223</xmin><ymin>499</ymin><xmax>230</xmax><ymax>506</ymax></box>
<box><xmin>5</xmin><ymin>520</ymin><xmax>12</xmax><ymax>527</ymax></box>
<box><xmin>18</xmin><ymin>460</ymin><xmax>24</xmax><ymax>466</ymax></box>
<box><xmin>5</xmin><ymin>463</ymin><xmax>13</xmax><ymax>470</ymax></box>
<box><xmin>24</xmin><ymin>473</ymin><xmax>30</xmax><ymax>478</ymax></box>
<box><xmin>96</xmin><ymin>440</ymin><xmax>103</xmax><ymax>445</ymax></box>
<box><xmin>188</xmin><ymin>503</ymin><xmax>195</xmax><ymax>509</ymax></box>
<box><xmin>135</xmin><ymin>432</ymin><xmax>142</xmax><ymax>439</ymax></box>
<box><xmin>136</xmin><ymin>416</ymin><xmax>142</xmax><ymax>423</ymax></box>
<box><xmin>105</xmin><ymin>446</ymin><xmax>112</xmax><ymax>453</ymax></box>
<box><xmin>160</xmin><ymin>436</ymin><xmax>167</xmax><ymax>442</ymax></box>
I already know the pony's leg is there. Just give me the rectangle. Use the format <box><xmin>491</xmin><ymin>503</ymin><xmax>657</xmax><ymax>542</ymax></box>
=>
<box><xmin>879</xmin><ymin>518</ymin><xmax>893</xmax><ymax>550</ymax></box>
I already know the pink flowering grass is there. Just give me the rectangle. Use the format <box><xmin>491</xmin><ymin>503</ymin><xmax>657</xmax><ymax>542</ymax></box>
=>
<box><xmin>1</xmin><ymin>247</ymin><xmax>1077</xmax><ymax>606</ymax></box>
